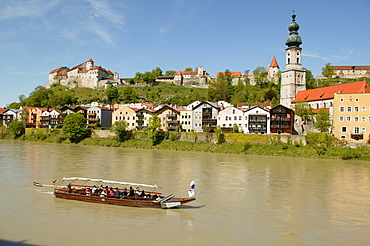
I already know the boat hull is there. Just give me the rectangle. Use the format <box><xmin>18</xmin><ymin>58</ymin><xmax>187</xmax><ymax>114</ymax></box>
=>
<box><xmin>54</xmin><ymin>191</ymin><xmax>195</xmax><ymax>209</ymax></box>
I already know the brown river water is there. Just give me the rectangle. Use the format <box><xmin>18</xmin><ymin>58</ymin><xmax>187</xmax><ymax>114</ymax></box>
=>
<box><xmin>0</xmin><ymin>140</ymin><xmax>370</xmax><ymax>245</ymax></box>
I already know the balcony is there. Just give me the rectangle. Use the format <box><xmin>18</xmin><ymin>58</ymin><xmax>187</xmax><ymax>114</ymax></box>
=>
<box><xmin>271</xmin><ymin>125</ymin><xmax>291</xmax><ymax>129</ymax></box>
<box><xmin>202</xmin><ymin>112</ymin><xmax>211</xmax><ymax>116</ymax></box>
<box><xmin>166</xmin><ymin>126</ymin><xmax>177</xmax><ymax>130</ymax></box>
<box><xmin>87</xmin><ymin>112</ymin><xmax>96</xmax><ymax>116</ymax></box>
<box><xmin>273</xmin><ymin>109</ymin><xmax>286</xmax><ymax>113</ymax></box>
<box><xmin>87</xmin><ymin>118</ymin><xmax>99</xmax><ymax>121</ymax></box>
<box><xmin>167</xmin><ymin>120</ymin><xmax>179</xmax><ymax>124</ymax></box>
<box><xmin>249</xmin><ymin>119</ymin><xmax>267</xmax><ymax>123</ymax></box>
<box><xmin>249</xmin><ymin>127</ymin><xmax>267</xmax><ymax>131</ymax></box>
<box><xmin>136</xmin><ymin>119</ymin><xmax>144</xmax><ymax>123</ymax></box>
<box><xmin>271</xmin><ymin>118</ymin><xmax>290</xmax><ymax>122</ymax></box>
<box><xmin>167</xmin><ymin>113</ymin><xmax>177</xmax><ymax>118</ymax></box>
<box><xmin>350</xmin><ymin>133</ymin><xmax>363</xmax><ymax>140</ymax></box>
<box><xmin>202</xmin><ymin>118</ymin><xmax>216</xmax><ymax>123</ymax></box>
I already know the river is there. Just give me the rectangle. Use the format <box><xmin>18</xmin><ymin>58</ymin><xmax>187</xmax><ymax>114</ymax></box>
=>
<box><xmin>0</xmin><ymin>140</ymin><xmax>370</xmax><ymax>245</ymax></box>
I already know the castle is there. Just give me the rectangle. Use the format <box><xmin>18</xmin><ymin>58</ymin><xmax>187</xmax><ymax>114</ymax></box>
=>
<box><xmin>45</xmin><ymin>59</ymin><xmax>121</xmax><ymax>89</ymax></box>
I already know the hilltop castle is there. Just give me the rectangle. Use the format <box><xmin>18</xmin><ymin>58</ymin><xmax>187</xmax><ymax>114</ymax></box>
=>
<box><xmin>45</xmin><ymin>59</ymin><xmax>122</xmax><ymax>89</ymax></box>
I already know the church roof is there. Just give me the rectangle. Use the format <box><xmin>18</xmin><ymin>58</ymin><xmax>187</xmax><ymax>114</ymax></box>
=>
<box><xmin>292</xmin><ymin>81</ymin><xmax>370</xmax><ymax>103</ymax></box>
<box><xmin>216</xmin><ymin>71</ymin><xmax>242</xmax><ymax>77</ymax></box>
<box><xmin>269</xmin><ymin>57</ymin><xmax>279</xmax><ymax>68</ymax></box>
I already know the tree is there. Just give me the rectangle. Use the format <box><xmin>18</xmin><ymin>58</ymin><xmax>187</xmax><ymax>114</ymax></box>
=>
<box><xmin>165</xmin><ymin>70</ymin><xmax>176</xmax><ymax>76</ymax></box>
<box><xmin>253</xmin><ymin>66</ymin><xmax>268</xmax><ymax>85</ymax></box>
<box><xmin>321</xmin><ymin>63</ymin><xmax>335</xmax><ymax>78</ymax></box>
<box><xmin>314</xmin><ymin>109</ymin><xmax>332</xmax><ymax>132</ymax></box>
<box><xmin>147</xmin><ymin>115</ymin><xmax>163</xmax><ymax>145</ymax></box>
<box><xmin>294</xmin><ymin>101</ymin><xmax>314</xmax><ymax>124</ymax></box>
<box><xmin>110</xmin><ymin>120</ymin><xmax>132</xmax><ymax>142</ymax></box>
<box><xmin>8</xmin><ymin>120</ymin><xmax>25</xmax><ymax>138</ymax></box>
<box><xmin>304</xmin><ymin>68</ymin><xmax>316</xmax><ymax>89</ymax></box>
<box><xmin>207</xmin><ymin>77</ymin><xmax>230</xmax><ymax>102</ymax></box>
<box><xmin>121</xmin><ymin>86</ymin><xmax>139</xmax><ymax>102</ymax></box>
<box><xmin>105</xmin><ymin>84</ymin><xmax>119</xmax><ymax>104</ymax></box>
<box><xmin>62</xmin><ymin>113</ymin><xmax>89</xmax><ymax>143</ymax></box>
<box><xmin>184</xmin><ymin>67</ymin><xmax>193</xmax><ymax>71</ymax></box>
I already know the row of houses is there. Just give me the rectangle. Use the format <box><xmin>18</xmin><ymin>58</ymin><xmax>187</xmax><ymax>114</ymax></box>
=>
<box><xmin>0</xmin><ymin>101</ymin><xmax>296</xmax><ymax>136</ymax></box>
<box><xmin>1</xmin><ymin>81</ymin><xmax>369</xmax><ymax>143</ymax></box>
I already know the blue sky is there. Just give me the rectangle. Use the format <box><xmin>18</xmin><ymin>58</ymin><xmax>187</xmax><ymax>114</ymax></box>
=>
<box><xmin>1</xmin><ymin>0</ymin><xmax>369</xmax><ymax>107</ymax></box>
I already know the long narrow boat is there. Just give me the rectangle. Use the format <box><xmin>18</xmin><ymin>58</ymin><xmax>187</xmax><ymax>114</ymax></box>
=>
<box><xmin>34</xmin><ymin>177</ymin><xmax>196</xmax><ymax>209</ymax></box>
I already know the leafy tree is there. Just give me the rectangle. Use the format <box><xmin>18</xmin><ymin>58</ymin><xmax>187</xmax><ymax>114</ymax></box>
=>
<box><xmin>62</xmin><ymin>113</ymin><xmax>89</xmax><ymax>143</ymax></box>
<box><xmin>105</xmin><ymin>84</ymin><xmax>120</xmax><ymax>104</ymax></box>
<box><xmin>8</xmin><ymin>120</ymin><xmax>25</xmax><ymax>138</ymax></box>
<box><xmin>264</xmin><ymin>89</ymin><xmax>278</xmax><ymax>102</ymax></box>
<box><xmin>184</xmin><ymin>67</ymin><xmax>193</xmax><ymax>71</ymax></box>
<box><xmin>314</xmin><ymin>109</ymin><xmax>332</xmax><ymax>132</ymax></box>
<box><xmin>232</xmin><ymin>123</ymin><xmax>239</xmax><ymax>133</ymax></box>
<box><xmin>147</xmin><ymin>115</ymin><xmax>163</xmax><ymax>145</ymax></box>
<box><xmin>121</xmin><ymin>86</ymin><xmax>139</xmax><ymax>103</ymax></box>
<box><xmin>215</xmin><ymin>125</ymin><xmax>225</xmax><ymax>144</ymax></box>
<box><xmin>110</xmin><ymin>120</ymin><xmax>132</xmax><ymax>142</ymax></box>
<box><xmin>207</xmin><ymin>77</ymin><xmax>230</xmax><ymax>102</ymax></box>
<box><xmin>321</xmin><ymin>63</ymin><xmax>335</xmax><ymax>78</ymax></box>
<box><xmin>152</xmin><ymin>67</ymin><xmax>163</xmax><ymax>77</ymax></box>
<box><xmin>305</xmin><ymin>68</ymin><xmax>316</xmax><ymax>89</ymax></box>
<box><xmin>294</xmin><ymin>101</ymin><xmax>314</xmax><ymax>124</ymax></box>
<box><xmin>253</xmin><ymin>66</ymin><xmax>268</xmax><ymax>85</ymax></box>
<box><xmin>165</xmin><ymin>70</ymin><xmax>177</xmax><ymax>76</ymax></box>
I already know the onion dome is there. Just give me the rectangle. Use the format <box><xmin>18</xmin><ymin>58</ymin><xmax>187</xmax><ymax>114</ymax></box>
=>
<box><xmin>285</xmin><ymin>13</ymin><xmax>302</xmax><ymax>47</ymax></box>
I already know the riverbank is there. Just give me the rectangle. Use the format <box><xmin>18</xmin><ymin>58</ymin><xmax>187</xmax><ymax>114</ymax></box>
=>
<box><xmin>1</xmin><ymin>128</ymin><xmax>369</xmax><ymax>161</ymax></box>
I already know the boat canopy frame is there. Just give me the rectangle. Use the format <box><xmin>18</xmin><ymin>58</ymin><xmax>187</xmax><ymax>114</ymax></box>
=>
<box><xmin>60</xmin><ymin>177</ymin><xmax>160</xmax><ymax>189</ymax></box>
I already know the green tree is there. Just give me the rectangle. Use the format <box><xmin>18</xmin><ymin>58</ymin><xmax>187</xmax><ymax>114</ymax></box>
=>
<box><xmin>105</xmin><ymin>84</ymin><xmax>119</xmax><ymax>104</ymax></box>
<box><xmin>121</xmin><ymin>86</ymin><xmax>139</xmax><ymax>103</ymax></box>
<box><xmin>165</xmin><ymin>70</ymin><xmax>177</xmax><ymax>76</ymax></box>
<box><xmin>305</xmin><ymin>68</ymin><xmax>316</xmax><ymax>89</ymax></box>
<box><xmin>215</xmin><ymin>126</ymin><xmax>225</xmax><ymax>144</ymax></box>
<box><xmin>147</xmin><ymin>115</ymin><xmax>163</xmax><ymax>145</ymax></box>
<box><xmin>314</xmin><ymin>109</ymin><xmax>332</xmax><ymax>132</ymax></box>
<box><xmin>294</xmin><ymin>101</ymin><xmax>314</xmax><ymax>124</ymax></box>
<box><xmin>321</xmin><ymin>63</ymin><xmax>335</xmax><ymax>78</ymax></box>
<box><xmin>207</xmin><ymin>77</ymin><xmax>230</xmax><ymax>102</ymax></box>
<box><xmin>62</xmin><ymin>113</ymin><xmax>89</xmax><ymax>143</ymax></box>
<box><xmin>184</xmin><ymin>67</ymin><xmax>193</xmax><ymax>71</ymax></box>
<box><xmin>232</xmin><ymin>123</ymin><xmax>239</xmax><ymax>133</ymax></box>
<box><xmin>253</xmin><ymin>66</ymin><xmax>268</xmax><ymax>85</ymax></box>
<box><xmin>110</xmin><ymin>120</ymin><xmax>132</xmax><ymax>142</ymax></box>
<box><xmin>8</xmin><ymin>120</ymin><xmax>25</xmax><ymax>138</ymax></box>
<box><xmin>152</xmin><ymin>67</ymin><xmax>163</xmax><ymax>77</ymax></box>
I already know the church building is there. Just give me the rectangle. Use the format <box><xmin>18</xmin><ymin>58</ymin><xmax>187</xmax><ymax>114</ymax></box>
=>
<box><xmin>280</xmin><ymin>13</ymin><xmax>306</xmax><ymax>108</ymax></box>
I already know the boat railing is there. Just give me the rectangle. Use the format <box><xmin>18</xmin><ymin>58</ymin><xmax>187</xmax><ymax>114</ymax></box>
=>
<box><xmin>55</xmin><ymin>186</ymin><xmax>163</xmax><ymax>201</ymax></box>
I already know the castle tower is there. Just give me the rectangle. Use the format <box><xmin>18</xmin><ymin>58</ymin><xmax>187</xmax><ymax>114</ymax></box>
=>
<box><xmin>268</xmin><ymin>56</ymin><xmax>280</xmax><ymax>83</ymax></box>
<box><xmin>280</xmin><ymin>12</ymin><xmax>306</xmax><ymax>108</ymax></box>
<box><xmin>86</xmin><ymin>58</ymin><xmax>94</xmax><ymax>70</ymax></box>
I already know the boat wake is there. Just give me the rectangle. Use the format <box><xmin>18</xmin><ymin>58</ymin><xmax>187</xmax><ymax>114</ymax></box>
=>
<box><xmin>38</xmin><ymin>190</ymin><xmax>54</xmax><ymax>195</ymax></box>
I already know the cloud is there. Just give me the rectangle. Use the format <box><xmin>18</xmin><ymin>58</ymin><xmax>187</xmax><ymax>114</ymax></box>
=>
<box><xmin>0</xmin><ymin>0</ymin><xmax>59</xmax><ymax>20</ymax></box>
<box><xmin>303</xmin><ymin>49</ymin><xmax>353</xmax><ymax>62</ymax></box>
<box><xmin>86</xmin><ymin>0</ymin><xmax>125</xmax><ymax>26</ymax></box>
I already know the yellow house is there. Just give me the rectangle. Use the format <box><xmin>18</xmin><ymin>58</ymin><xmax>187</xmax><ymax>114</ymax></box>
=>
<box><xmin>333</xmin><ymin>93</ymin><xmax>370</xmax><ymax>143</ymax></box>
<box><xmin>112</xmin><ymin>106</ymin><xmax>139</xmax><ymax>130</ymax></box>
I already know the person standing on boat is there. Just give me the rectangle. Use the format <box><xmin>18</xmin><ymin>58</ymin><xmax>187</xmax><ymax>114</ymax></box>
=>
<box><xmin>122</xmin><ymin>188</ymin><xmax>128</xmax><ymax>198</ymax></box>
<box><xmin>91</xmin><ymin>185</ymin><xmax>97</xmax><ymax>196</ymax></box>
<box><xmin>129</xmin><ymin>186</ymin><xmax>135</xmax><ymax>197</ymax></box>
<box><xmin>66</xmin><ymin>182</ymin><xmax>72</xmax><ymax>192</ymax></box>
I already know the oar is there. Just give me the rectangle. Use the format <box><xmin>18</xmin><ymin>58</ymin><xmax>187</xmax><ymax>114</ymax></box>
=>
<box><xmin>33</xmin><ymin>181</ymin><xmax>65</xmax><ymax>188</ymax></box>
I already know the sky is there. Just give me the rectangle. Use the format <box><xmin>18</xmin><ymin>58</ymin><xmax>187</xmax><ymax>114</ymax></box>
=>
<box><xmin>1</xmin><ymin>0</ymin><xmax>369</xmax><ymax>107</ymax></box>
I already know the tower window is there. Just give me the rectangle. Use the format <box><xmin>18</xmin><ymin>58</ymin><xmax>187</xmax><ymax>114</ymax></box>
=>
<box><xmin>297</xmin><ymin>58</ymin><xmax>299</xmax><ymax>63</ymax></box>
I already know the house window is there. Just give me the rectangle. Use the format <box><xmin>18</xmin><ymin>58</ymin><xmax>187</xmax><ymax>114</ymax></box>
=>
<box><xmin>355</xmin><ymin>98</ymin><xmax>359</xmax><ymax>102</ymax></box>
<box><xmin>340</xmin><ymin>107</ymin><xmax>344</xmax><ymax>112</ymax></box>
<box><xmin>339</xmin><ymin>116</ymin><xmax>344</xmax><ymax>121</ymax></box>
<box><xmin>354</xmin><ymin>107</ymin><xmax>359</xmax><ymax>112</ymax></box>
<box><xmin>363</xmin><ymin>117</ymin><xmax>366</xmax><ymax>122</ymax></box>
<box><xmin>347</xmin><ymin>107</ymin><xmax>352</xmax><ymax>112</ymax></box>
<box><xmin>341</xmin><ymin>126</ymin><xmax>347</xmax><ymax>132</ymax></box>
<box><xmin>362</xmin><ymin>107</ymin><xmax>366</xmax><ymax>112</ymax></box>
<box><xmin>354</xmin><ymin>117</ymin><xmax>359</xmax><ymax>122</ymax></box>
<box><xmin>354</xmin><ymin>127</ymin><xmax>360</xmax><ymax>134</ymax></box>
<box><xmin>341</xmin><ymin>135</ymin><xmax>346</xmax><ymax>139</ymax></box>
<box><xmin>340</xmin><ymin>98</ymin><xmax>344</xmax><ymax>102</ymax></box>
<box><xmin>362</xmin><ymin>128</ymin><xmax>366</xmax><ymax>133</ymax></box>
<box><xmin>346</xmin><ymin>117</ymin><xmax>351</xmax><ymax>121</ymax></box>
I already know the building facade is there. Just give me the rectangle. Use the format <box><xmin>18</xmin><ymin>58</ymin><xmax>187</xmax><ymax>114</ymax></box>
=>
<box><xmin>244</xmin><ymin>107</ymin><xmax>270</xmax><ymax>134</ymax></box>
<box><xmin>333</xmin><ymin>93</ymin><xmax>370</xmax><ymax>143</ymax></box>
<box><xmin>270</xmin><ymin>104</ymin><xmax>295</xmax><ymax>134</ymax></box>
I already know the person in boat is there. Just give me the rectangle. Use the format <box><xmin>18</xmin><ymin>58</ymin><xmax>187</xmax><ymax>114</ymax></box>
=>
<box><xmin>114</xmin><ymin>187</ymin><xmax>120</xmax><ymax>198</ymax></box>
<box><xmin>91</xmin><ymin>185</ymin><xmax>97</xmax><ymax>196</ymax></box>
<box><xmin>85</xmin><ymin>188</ymin><xmax>91</xmax><ymax>196</ymax></box>
<box><xmin>66</xmin><ymin>182</ymin><xmax>72</xmax><ymax>192</ymax></box>
<box><xmin>129</xmin><ymin>186</ymin><xmax>135</xmax><ymax>197</ymax></box>
<box><xmin>140</xmin><ymin>190</ymin><xmax>146</xmax><ymax>198</ymax></box>
<box><xmin>109</xmin><ymin>187</ymin><xmax>115</xmax><ymax>197</ymax></box>
<box><xmin>100</xmin><ymin>189</ymin><xmax>107</xmax><ymax>197</ymax></box>
<box><xmin>122</xmin><ymin>188</ymin><xmax>128</xmax><ymax>198</ymax></box>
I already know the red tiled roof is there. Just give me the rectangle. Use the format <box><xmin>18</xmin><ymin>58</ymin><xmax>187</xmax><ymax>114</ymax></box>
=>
<box><xmin>87</xmin><ymin>58</ymin><xmax>93</xmax><ymax>62</ymax></box>
<box><xmin>0</xmin><ymin>108</ymin><xmax>7</xmax><ymax>114</ymax></box>
<box><xmin>216</xmin><ymin>71</ymin><xmax>242</xmax><ymax>77</ymax></box>
<box><xmin>292</xmin><ymin>81</ymin><xmax>370</xmax><ymax>103</ymax></box>
<box><xmin>269</xmin><ymin>56</ymin><xmax>279</xmax><ymax>68</ymax></box>
<box><xmin>175</xmin><ymin>71</ymin><xmax>198</xmax><ymax>76</ymax></box>
<box><xmin>312</xmin><ymin>108</ymin><xmax>330</xmax><ymax>114</ymax></box>
<box><xmin>58</xmin><ymin>70</ymin><xmax>67</xmax><ymax>76</ymax></box>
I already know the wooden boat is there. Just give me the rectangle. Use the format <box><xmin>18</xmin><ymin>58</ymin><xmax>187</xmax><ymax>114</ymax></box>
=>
<box><xmin>34</xmin><ymin>177</ymin><xmax>196</xmax><ymax>209</ymax></box>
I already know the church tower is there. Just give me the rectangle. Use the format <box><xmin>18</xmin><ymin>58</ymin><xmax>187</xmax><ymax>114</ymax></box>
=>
<box><xmin>280</xmin><ymin>12</ymin><xmax>306</xmax><ymax>108</ymax></box>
